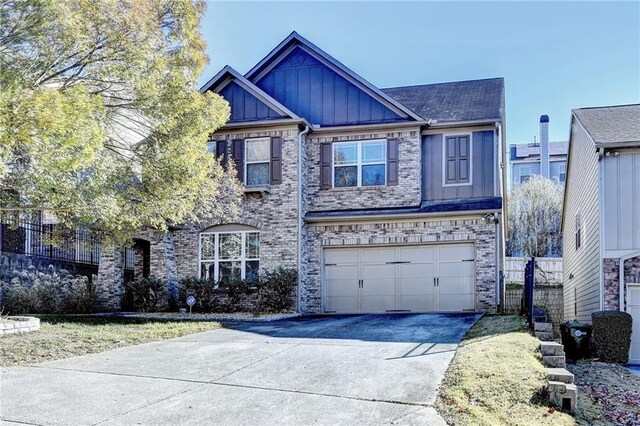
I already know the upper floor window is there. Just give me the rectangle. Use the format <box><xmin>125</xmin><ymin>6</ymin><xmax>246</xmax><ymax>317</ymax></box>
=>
<box><xmin>551</xmin><ymin>161</ymin><xmax>566</xmax><ymax>185</ymax></box>
<box><xmin>333</xmin><ymin>140</ymin><xmax>386</xmax><ymax>187</ymax></box>
<box><xmin>245</xmin><ymin>137</ymin><xmax>270</xmax><ymax>186</ymax></box>
<box><xmin>575</xmin><ymin>214</ymin><xmax>582</xmax><ymax>250</ymax></box>
<box><xmin>200</xmin><ymin>228</ymin><xmax>260</xmax><ymax>283</ymax></box>
<box><xmin>443</xmin><ymin>134</ymin><xmax>471</xmax><ymax>186</ymax></box>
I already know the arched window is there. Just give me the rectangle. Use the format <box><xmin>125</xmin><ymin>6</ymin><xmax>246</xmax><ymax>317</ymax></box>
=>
<box><xmin>199</xmin><ymin>224</ymin><xmax>259</xmax><ymax>283</ymax></box>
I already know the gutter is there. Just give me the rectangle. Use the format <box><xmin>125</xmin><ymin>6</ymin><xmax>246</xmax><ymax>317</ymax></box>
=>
<box><xmin>425</xmin><ymin>118</ymin><xmax>502</xmax><ymax>129</ymax></box>
<box><xmin>297</xmin><ymin>124</ymin><xmax>310</xmax><ymax>313</ymax></box>
<box><xmin>305</xmin><ymin>208</ymin><xmax>502</xmax><ymax>224</ymax></box>
<box><xmin>220</xmin><ymin>118</ymin><xmax>311</xmax><ymax>130</ymax></box>
<box><xmin>310</xmin><ymin>120</ymin><xmax>430</xmax><ymax>134</ymax></box>
<box><xmin>619</xmin><ymin>250</ymin><xmax>640</xmax><ymax>312</ymax></box>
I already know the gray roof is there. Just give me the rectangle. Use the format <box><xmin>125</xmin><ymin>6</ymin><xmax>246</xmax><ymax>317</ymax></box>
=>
<box><xmin>573</xmin><ymin>104</ymin><xmax>640</xmax><ymax>148</ymax></box>
<box><xmin>382</xmin><ymin>77</ymin><xmax>504</xmax><ymax>123</ymax></box>
<box><xmin>511</xmin><ymin>141</ymin><xmax>568</xmax><ymax>160</ymax></box>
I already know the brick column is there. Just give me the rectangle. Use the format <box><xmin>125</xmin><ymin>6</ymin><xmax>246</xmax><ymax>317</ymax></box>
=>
<box><xmin>96</xmin><ymin>246</ymin><xmax>124</xmax><ymax>311</ymax></box>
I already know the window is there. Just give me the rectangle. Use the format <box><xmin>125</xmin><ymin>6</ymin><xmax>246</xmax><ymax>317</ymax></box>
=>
<box><xmin>443</xmin><ymin>134</ymin><xmax>471</xmax><ymax>185</ymax></box>
<box><xmin>575</xmin><ymin>214</ymin><xmax>582</xmax><ymax>250</ymax></box>
<box><xmin>199</xmin><ymin>230</ymin><xmax>259</xmax><ymax>283</ymax></box>
<box><xmin>207</xmin><ymin>142</ymin><xmax>216</xmax><ymax>154</ymax></box>
<box><xmin>333</xmin><ymin>140</ymin><xmax>386</xmax><ymax>187</ymax></box>
<box><xmin>245</xmin><ymin>138</ymin><xmax>270</xmax><ymax>186</ymax></box>
<box><xmin>551</xmin><ymin>161</ymin><xmax>566</xmax><ymax>184</ymax></box>
<box><xmin>519</xmin><ymin>166</ymin><xmax>531</xmax><ymax>184</ymax></box>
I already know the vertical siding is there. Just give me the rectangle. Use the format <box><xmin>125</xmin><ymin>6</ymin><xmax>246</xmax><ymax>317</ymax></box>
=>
<box><xmin>563</xmin><ymin>117</ymin><xmax>601</xmax><ymax>323</ymax></box>
<box><xmin>422</xmin><ymin>130</ymin><xmax>496</xmax><ymax>201</ymax></box>
<box><xmin>255</xmin><ymin>47</ymin><xmax>405</xmax><ymax>126</ymax></box>
<box><xmin>219</xmin><ymin>81</ymin><xmax>285</xmax><ymax>122</ymax></box>
<box><xmin>604</xmin><ymin>152</ymin><xmax>640</xmax><ymax>252</ymax></box>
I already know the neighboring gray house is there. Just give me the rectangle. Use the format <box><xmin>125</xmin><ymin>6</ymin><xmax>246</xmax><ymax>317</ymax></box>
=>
<box><xmin>97</xmin><ymin>32</ymin><xmax>507</xmax><ymax>314</ymax></box>
<box><xmin>562</xmin><ymin>103</ymin><xmax>640</xmax><ymax>363</ymax></box>
<box><xmin>509</xmin><ymin>115</ymin><xmax>568</xmax><ymax>188</ymax></box>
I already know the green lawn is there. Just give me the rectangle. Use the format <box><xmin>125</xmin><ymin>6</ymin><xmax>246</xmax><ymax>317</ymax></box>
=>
<box><xmin>435</xmin><ymin>315</ymin><xmax>575</xmax><ymax>426</ymax></box>
<box><xmin>0</xmin><ymin>315</ymin><xmax>221</xmax><ymax>367</ymax></box>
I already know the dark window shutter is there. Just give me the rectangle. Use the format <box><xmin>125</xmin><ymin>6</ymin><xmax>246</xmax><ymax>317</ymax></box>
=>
<box><xmin>320</xmin><ymin>143</ymin><xmax>332</xmax><ymax>190</ymax></box>
<box><xmin>232</xmin><ymin>139</ymin><xmax>244</xmax><ymax>182</ymax></box>
<box><xmin>387</xmin><ymin>138</ymin><xmax>399</xmax><ymax>186</ymax></box>
<box><xmin>270</xmin><ymin>136</ymin><xmax>282</xmax><ymax>185</ymax></box>
<box><xmin>216</xmin><ymin>140</ymin><xmax>228</xmax><ymax>167</ymax></box>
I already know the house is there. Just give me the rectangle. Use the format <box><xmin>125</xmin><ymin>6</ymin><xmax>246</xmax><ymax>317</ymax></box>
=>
<box><xmin>96</xmin><ymin>31</ymin><xmax>507</xmax><ymax>314</ymax></box>
<box><xmin>509</xmin><ymin>115</ymin><xmax>568</xmax><ymax>188</ymax></box>
<box><xmin>562</xmin><ymin>103</ymin><xmax>640</xmax><ymax>363</ymax></box>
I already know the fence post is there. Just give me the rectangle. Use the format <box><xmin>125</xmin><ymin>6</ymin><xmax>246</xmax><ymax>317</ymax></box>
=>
<box><xmin>524</xmin><ymin>256</ymin><xmax>535</xmax><ymax>326</ymax></box>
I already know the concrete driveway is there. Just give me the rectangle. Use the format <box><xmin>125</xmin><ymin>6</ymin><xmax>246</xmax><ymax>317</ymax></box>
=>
<box><xmin>1</xmin><ymin>313</ymin><xmax>480</xmax><ymax>425</ymax></box>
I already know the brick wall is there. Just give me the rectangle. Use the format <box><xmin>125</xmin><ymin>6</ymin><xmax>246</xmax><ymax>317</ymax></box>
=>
<box><xmin>603</xmin><ymin>256</ymin><xmax>640</xmax><ymax>311</ymax></box>
<box><xmin>304</xmin><ymin>216</ymin><xmax>498</xmax><ymax>313</ymax></box>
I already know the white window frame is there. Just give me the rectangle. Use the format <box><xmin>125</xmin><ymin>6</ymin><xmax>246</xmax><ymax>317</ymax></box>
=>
<box><xmin>199</xmin><ymin>230</ymin><xmax>260</xmax><ymax>282</ymax></box>
<box><xmin>575</xmin><ymin>213</ymin><xmax>582</xmax><ymax>250</ymax></box>
<box><xmin>244</xmin><ymin>137</ymin><xmax>270</xmax><ymax>186</ymax></box>
<box><xmin>332</xmin><ymin>139</ymin><xmax>387</xmax><ymax>188</ymax></box>
<box><xmin>442</xmin><ymin>132</ymin><xmax>473</xmax><ymax>187</ymax></box>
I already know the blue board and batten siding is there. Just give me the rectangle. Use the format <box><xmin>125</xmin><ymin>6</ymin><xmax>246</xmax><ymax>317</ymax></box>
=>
<box><xmin>422</xmin><ymin>131</ymin><xmax>495</xmax><ymax>201</ymax></box>
<box><xmin>254</xmin><ymin>47</ymin><xmax>406</xmax><ymax>126</ymax></box>
<box><xmin>219</xmin><ymin>81</ymin><xmax>287</xmax><ymax>123</ymax></box>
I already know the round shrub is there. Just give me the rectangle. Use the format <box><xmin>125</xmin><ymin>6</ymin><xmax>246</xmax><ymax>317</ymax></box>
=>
<box><xmin>122</xmin><ymin>277</ymin><xmax>169</xmax><ymax>312</ymax></box>
<box><xmin>255</xmin><ymin>267</ymin><xmax>297</xmax><ymax>314</ymax></box>
<box><xmin>177</xmin><ymin>277</ymin><xmax>222</xmax><ymax>313</ymax></box>
<box><xmin>591</xmin><ymin>310</ymin><xmax>633</xmax><ymax>364</ymax></box>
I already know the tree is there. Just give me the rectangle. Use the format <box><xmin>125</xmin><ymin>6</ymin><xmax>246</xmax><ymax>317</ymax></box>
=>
<box><xmin>0</xmin><ymin>0</ymin><xmax>241</xmax><ymax>244</ymax></box>
<box><xmin>507</xmin><ymin>175</ymin><xmax>563</xmax><ymax>257</ymax></box>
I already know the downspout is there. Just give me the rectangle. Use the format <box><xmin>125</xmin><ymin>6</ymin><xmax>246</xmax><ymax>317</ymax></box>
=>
<box><xmin>619</xmin><ymin>250</ymin><xmax>640</xmax><ymax>312</ymax></box>
<box><xmin>297</xmin><ymin>124</ymin><xmax>310</xmax><ymax>313</ymax></box>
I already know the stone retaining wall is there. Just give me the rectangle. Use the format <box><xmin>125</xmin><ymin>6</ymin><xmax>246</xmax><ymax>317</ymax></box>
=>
<box><xmin>0</xmin><ymin>316</ymin><xmax>40</xmax><ymax>336</ymax></box>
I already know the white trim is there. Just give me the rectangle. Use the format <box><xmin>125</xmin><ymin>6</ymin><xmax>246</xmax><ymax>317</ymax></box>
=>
<box><xmin>198</xmin><ymin>230</ymin><xmax>260</xmax><ymax>282</ymax></box>
<box><xmin>244</xmin><ymin>137</ymin><xmax>271</xmax><ymax>186</ymax></box>
<box><xmin>332</xmin><ymin>139</ymin><xmax>387</xmax><ymax>188</ymax></box>
<box><xmin>441</xmin><ymin>132</ymin><xmax>473</xmax><ymax>187</ymax></box>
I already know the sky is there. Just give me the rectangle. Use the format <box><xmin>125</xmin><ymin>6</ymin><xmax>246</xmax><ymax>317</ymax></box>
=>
<box><xmin>199</xmin><ymin>1</ymin><xmax>640</xmax><ymax>145</ymax></box>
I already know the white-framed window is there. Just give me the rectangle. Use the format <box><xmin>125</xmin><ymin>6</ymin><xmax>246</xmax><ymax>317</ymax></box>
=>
<box><xmin>519</xmin><ymin>166</ymin><xmax>531</xmax><ymax>184</ymax></box>
<box><xmin>575</xmin><ymin>214</ymin><xmax>582</xmax><ymax>250</ymax></box>
<box><xmin>199</xmin><ymin>230</ymin><xmax>260</xmax><ymax>283</ymax></box>
<box><xmin>245</xmin><ymin>137</ymin><xmax>270</xmax><ymax>186</ymax></box>
<box><xmin>333</xmin><ymin>139</ymin><xmax>386</xmax><ymax>187</ymax></box>
<box><xmin>442</xmin><ymin>133</ymin><xmax>472</xmax><ymax>186</ymax></box>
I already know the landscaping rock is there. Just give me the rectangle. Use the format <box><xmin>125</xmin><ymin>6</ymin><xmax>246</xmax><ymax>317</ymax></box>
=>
<box><xmin>535</xmin><ymin>331</ymin><xmax>554</xmax><ymax>341</ymax></box>
<box><xmin>540</xmin><ymin>341</ymin><xmax>564</xmax><ymax>356</ymax></box>
<box><xmin>534</xmin><ymin>322</ymin><xmax>553</xmax><ymax>333</ymax></box>
<box><xmin>549</xmin><ymin>381</ymin><xmax>577</xmax><ymax>414</ymax></box>
<box><xmin>548</xmin><ymin>368</ymin><xmax>574</xmax><ymax>384</ymax></box>
<box><xmin>543</xmin><ymin>355</ymin><xmax>566</xmax><ymax>368</ymax></box>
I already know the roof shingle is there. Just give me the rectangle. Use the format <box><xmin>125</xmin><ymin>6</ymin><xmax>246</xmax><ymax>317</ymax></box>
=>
<box><xmin>573</xmin><ymin>104</ymin><xmax>640</xmax><ymax>147</ymax></box>
<box><xmin>382</xmin><ymin>77</ymin><xmax>504</xmax><ymax>123</ymax></box>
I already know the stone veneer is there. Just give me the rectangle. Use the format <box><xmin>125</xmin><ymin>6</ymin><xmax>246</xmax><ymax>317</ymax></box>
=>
<box><xmin>0</xmin><ymin>316</ymin><xmax>40</xmax><ymax>336</ymax></box>
<box><xmin>603</xmin><ymin>256</ymin><xmax>640</xmax><ymax>311</ymax></box>
<box><xmin>304</xmin><ymin>216</ymin><xmax>498</xmax><ymax>313</ymax></box>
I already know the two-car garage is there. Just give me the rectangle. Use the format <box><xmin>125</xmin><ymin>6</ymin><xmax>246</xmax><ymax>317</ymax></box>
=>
<box><xmin>323</xmin><ymin>243</ymin><xmax>476</xmax><ymax>313</ymax></box>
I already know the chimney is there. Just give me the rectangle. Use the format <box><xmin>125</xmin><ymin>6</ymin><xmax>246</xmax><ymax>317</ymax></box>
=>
<box><xmin>540</xmin><ymin>114</ymin><xmax>550</xmax><ymax>178</ymax></box>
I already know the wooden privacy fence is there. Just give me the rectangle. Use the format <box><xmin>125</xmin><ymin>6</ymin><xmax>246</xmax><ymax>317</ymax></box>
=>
<box><xmin>505</xmin><ymin>257</ymin><xmax>563</xmax><ymax>285</ymax></box>
<box><xmin>504</xmin><ymin>286</ymin><xmax>564</xmax><ymax>327</ymax></box>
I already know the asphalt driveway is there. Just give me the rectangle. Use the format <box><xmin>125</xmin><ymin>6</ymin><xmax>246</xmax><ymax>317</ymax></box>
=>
<box><xmin>1</xmin><ymin>313</ymin><xmax>481</xmax><ymax>425</ymax></box>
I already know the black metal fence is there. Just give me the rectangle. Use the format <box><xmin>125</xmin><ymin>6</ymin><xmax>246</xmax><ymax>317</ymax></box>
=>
<box><xmin>524</xmin><ymin>257</ymin><xmax>535</xmax><ymax>325</ymax></box>
<box><xmin>0</xmin><ymin>218</ymin><xmax>101</xmax><ymax>266</ymax></box>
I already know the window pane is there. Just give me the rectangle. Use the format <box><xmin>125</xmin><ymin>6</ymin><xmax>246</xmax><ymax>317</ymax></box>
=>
<box><xmin>246</xmin><ymin>260</ymin><xmax>259</xmax><ymax>283</ymax></box>
<box><xmin>362</xmin><ymin>141</ymin><xmax>385</xmax><ymax>163</ymax></box>
<box><xmin>246</xmin><ymin>163</ymin><xmax>269</xmax><ymax>186</ymax></box>
<box><xmin>246</xmin><ymin>138</ymin><xmax>270</xmax><ymax>162</ymax></box>
<box><xmin>334</xmin><ymin>166</ymin><xmax>357</xmax><ymax>187</ymax></box>
<box><xmin>246</xmin><ymin>232</ymin><xmax>260</xmax><ymax>259</ymax></box>
<box><xmin>200</xmin><ymin>262</ymin><xmax>215</xmax><ymax>280</ymax></box>
<box><xmin>219</xmin><ymin>261</ymin><xmax>241</xmax><ymax>284</ymax></box>
<box><xmin>219</xmin><ymin>233</ymin><xmax>241</xmax><ymax>259</ymax></box>
<box><xmin>334</xmin><ymin>143</ymin><xmax>357</xmax><ymax>165</ymax></box>
<box><xmin>200</xmin><ymin>234</ymin><xmax>215</xmax><ymax>260</ymax></box>
<box><xmin>362</xmin><ymin>164</ymin><xmax>385</xmax><ymax>186</ymax></box>
<box><xmin>207</xmin><ymin>142</ymin><xmax>216</xmax><ymax>154</ymax></box>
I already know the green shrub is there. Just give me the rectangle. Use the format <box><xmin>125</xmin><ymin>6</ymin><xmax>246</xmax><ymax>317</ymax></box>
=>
<box><xmin>1</xmin><ymin>268</ymin><xmax>96</xmax><ymax>314</ymax></box>
<box><xmin>255</xmin><ymin>267</ymin><xmax>297</xmax><ymax>314</ymax></box>
<box><xmin>122</xmin><ymin>277</ymin><xmax>169</xmax><ymax>312</ymax></box>
<box><xmin>220</xmin><ymin>278</ymin><xmax>253</xmax><ymax>312</ymax></box>
<box><xmin>592</xmin><ymin>310</ymin><xmax>633</xmax><ymax>364</ymax></box>
<box><xmin>177</xmin><ymin>277</ymin><xmax>222</xmax><ymax>312</ymax></box>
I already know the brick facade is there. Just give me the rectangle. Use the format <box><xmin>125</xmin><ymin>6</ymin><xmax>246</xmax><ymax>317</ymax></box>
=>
<box><xmin>603</xmin><ymin>256</ymin><xmax>640</xmax><ymax>311</ymax></box>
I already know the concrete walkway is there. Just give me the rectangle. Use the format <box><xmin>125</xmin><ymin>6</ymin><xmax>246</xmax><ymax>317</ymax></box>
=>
<box><xmin>1</xmin><ymin>313</ymin><xmax>480</xmax><ymax>425</ymax></box>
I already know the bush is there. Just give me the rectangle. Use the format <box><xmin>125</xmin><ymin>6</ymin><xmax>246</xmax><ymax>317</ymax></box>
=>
<box><xmin>177</xmin><ymin>277</ymin><xmax>222</xmax><ymax>312</ymax></box>
<box><xmin>255</xmin><ymin>267</ymin><xmax>297</xmax><ymax>314</ymax></box>
<box><xmin>592</xmin><ymin>310</ymin><xmax>633</xmax><ymax>364</ymax></box>
<box><xmin>122</xmin><ymin>277</ymin><xmax>169</xmax><ymax>312</ymax></box>
<box><xmin>1</xmin><ymin>267</ymin><xmax>96</xmax><ymax>314</ymax></box>
<box><xmin>219</xmin><ymin>278</ymin><xmax>253</xmax><ymax>312</ymax></box>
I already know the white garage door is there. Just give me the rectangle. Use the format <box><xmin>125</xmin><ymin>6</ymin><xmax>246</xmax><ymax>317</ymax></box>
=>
<box><xmin>324</xmin><ymin>243</ymin><xmax>475</xmax><ymax>313</ymax></box>
<box><xmin>629</xmin><ymin>285</ymin><xmax>640</xmax><ymax>364</ymax></box>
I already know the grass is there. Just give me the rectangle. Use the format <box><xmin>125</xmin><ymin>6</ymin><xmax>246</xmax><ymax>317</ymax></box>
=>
<box><xmin>0</xmin><ymin>315</ymin><xmax>221</xmax><ymax>367</ymax></box>
<box><xmin>435</xmin><ymin>315</ymin><xmax>575</xmax><ymax>426</ymax></box>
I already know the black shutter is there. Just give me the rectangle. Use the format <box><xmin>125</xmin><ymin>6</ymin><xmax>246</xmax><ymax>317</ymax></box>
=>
<box><xmin>232</xmin><ymin>139</ymin><xmax>244</xmax><ymax>182</ymax></box>
<box><xmin>216</xmin><ymin>140</ymin><xmax>228</xmax><ymax>168</ymax></box>
<box><xmin>270</xmin><ymin>136</ymin><xmax>282</xmax><ymax>185</ymax></box>
<box><xmin>320</xmin><ymin>143</ymin><xmax>332</xmax><ymax>190</ymax></box>
<box><xmin>387</xmin><ymin>138</ymin><xmax>399</xmax><ymax>186</ymax></box>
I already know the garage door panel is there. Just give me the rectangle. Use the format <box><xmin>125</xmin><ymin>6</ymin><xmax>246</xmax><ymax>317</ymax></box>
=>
<box><xmin>361</xmin><ymin>295</ymin><xmax>396</xmax><ymax>313</ymax></box>
<box><xmin>398</xmin><ymin>246</ymin><xmax>435</xmax><ymax>263</ymax></box>
<box><xmin>439</xmin><ymin>293</ymin><xmax>475</xmax><ymax>312</ymax></box>
<box><xmin>324</xmin><ymin>248</ymin><xmax>359</xmax><ymax>264</ymax></box>
<box><xmin>360</xmin><ymin>247</ymin><xmax>395</xmax><ymax>264</ymax></box>
<box><xmin>438</xmin><ymin>244</ymin><xmax>474</xmax><ymax>262</ymax></box>
<box><xmin>399</xmin><ymin>263</ymin><xmax>435</xmax><ymax>311</ymax></box>
<box><xmin>629</xmin><ymin>287</ymin><xmax>640</xmax><ymax>363</ymax></box>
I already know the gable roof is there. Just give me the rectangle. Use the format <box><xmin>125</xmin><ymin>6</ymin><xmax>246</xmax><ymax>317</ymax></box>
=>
<box><xmin>572</xmin><ymin>104</ymin><xmax>640</xmax><ymax>148</ymax></box>
<box><xmin>244</xmin><ymin>31</ymin><xmax>424</xmax><ymax>122</ymax></box>
<box><xmin>382</xmin><ymin>78</ymin><xmax>504</xmax><ymax>123</ymax></box>
<box><xmin>200</xmin><ymin>65</ymin><xmax>299</xmax><ymax>120</ymax></box>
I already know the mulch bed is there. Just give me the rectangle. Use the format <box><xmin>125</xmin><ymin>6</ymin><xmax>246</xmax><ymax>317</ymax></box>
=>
<box><xmin>568</xmin><ymin>361</ymin><xmax>640</xmax><ymax>426</ymax></box>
